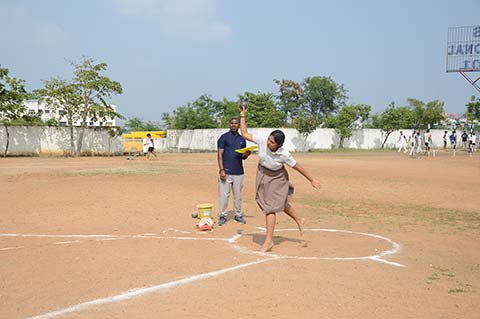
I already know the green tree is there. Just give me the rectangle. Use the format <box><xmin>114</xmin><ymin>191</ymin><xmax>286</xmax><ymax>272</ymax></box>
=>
<box><xmin>216</xmin><ymin>98</ymin><xmax>241</xmax><ymax>127</ymax></box>
<box><xmin>330</xmin><ymin>104</ymin><xmax>371</xmax><ymax>148</ymax></box>
<box><xmin>238</xmin><ymin>91</ymin><xmax>284</xmax><ymax>127</ymax></box>
<box><xmin>376</xmin><ymin>102</ymin><xmax>416</xmax><ymax>148</ymax></box>
<box><xmin>275</xmin><ymin>76</ymin><xmax>347</xmax><ymax>123</ymax></box>
<box><xmin>36</xmin><ymin>57</ymin><xmax>123</xmax><ymax>155</ymax></box>
<box><xmin>274</xmin><ymin>79</ymin><xmax>303</xmax><ymax>124</ymax></box>
<box><xmin>407</xmin><ymin>98</ymin><xmax>445</xmax><ymax>129</ymax></box>
<box><xmin>162</xmin><ymin>106</ymin><xmax>196</xmax><ymax>129</ymax></box>
<box><xmin>292</xmin><ymin>111</ymin><xmax>321</xmax><ymax>150</ymax></box>
<box><xmin>302</xmin><ymin>76</ymin><xmax>347</xmax><ymax>120</ymax></box>
<box><xmin>36</xmin><ymin>78</ymin><xmax>82</xmax><ymax>154</ymax></box>
<box><xmin>73</xmin><ymin>57</ymin><xmax>123</xmax><ymax>153</ymax></box>
<box><xmin>275</xmin><ymin>76</ymin><xmax>347</xmax><ymax>144</ymax></box>
<box><xmin>192</xmin><ymin>95</ymin><xmax>223</xmax><ymax>128</ymax></box>
<box><xmin>321</xmin><ymin>114</ymin><xmax>337</xmax><ymax>128</ymax></box>
<box><xmin>465</xmin><ymin>95</ymin><xmax>480</xmax><ymax>121</ymax></box>
<box><xmin>125</xmin><ymin>117</ymin><xmax>163</xmax><ymax>131</ymax></box>
<box><xmin>364</xmin><ymin>113</ymin><xmax>381</xmax><ymax>129</ymax></box>
<box><xmin>162</xmin><ymin>95</ymin><xmax>222</xmax><ymax>129</ymax></box>
<box><xmin>0</xmin><ymin>67</ymin><xmax>28</xmax><ymax>156</ymax></box>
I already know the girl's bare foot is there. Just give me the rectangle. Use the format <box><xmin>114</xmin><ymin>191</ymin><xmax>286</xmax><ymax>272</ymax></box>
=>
<box><xmin>298</xmin><ymin>218</ymin><xmax>305</xmax><ymax>236</ymax></box>
<box><xmin>260</xmin><ymin>241</ymin><xmax>274</xmax><ymax>252</ymax></box>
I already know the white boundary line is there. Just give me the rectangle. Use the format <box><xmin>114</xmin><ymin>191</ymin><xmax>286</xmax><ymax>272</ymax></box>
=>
<box><xmin>0</xmin><ymin>246</ymin><xmax>24</xmax><ymax>251</ymax></box>
<box><xmin>0</xmin><ymin>233</ymin><xmax>116</xmax><ymax>238</ymax></box>
<box><xmin>230</xmin><ymin>228</ymin><xmax>405</xmax><ymax>268</ymax></box>
<box><xmin>53</xmin><ymin>241</ymin><xmax>80</xmax><ymax>245</ymax></box>
<box><xmin>1</xmin><ymin>228</ymin><xmax>404</xmax><ymax>318</ymax></box>
<box><xmin>0</xmin><ymin>233</ymin><xmax>230</xmax><ymax>242</ymax></box>
<box><xmin>1</xmin><ymin>229</ymin><xmax>403</xmax><ymax>266</ymax></box>
<box><xmin>26</xmin><ymin>258</ymin><xmax>277</xmax><ymax>319</ymax></box>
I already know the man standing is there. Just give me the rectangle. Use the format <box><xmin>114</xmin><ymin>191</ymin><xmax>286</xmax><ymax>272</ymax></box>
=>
<box><xmin>217</xmin><ymin>116</ymin><xmax>251</xmax><ymax>225</ymax></box>
<box><xmin>408</xmin><ymin>130</ymin><xmax>417</xmax><ymax>157</ymax></box>
<box><xmin>469</xmin><ymin>132</ymin><xmax>476</xmax><ymax>156</ymax></box>
<box><xmin>443</xmin><ymin>131</ymin><xmax>448</xmax><ymax>150</ymax></box>
<box><xmin>398</xmin><ymin>131</ymin><xmax>408</xmax><ymax>153</ymax></box>
<box><xmin>461</xmin><ymin>130</ymin><xmax>469</xmax><ymax>150</ymax></box>
<box><xmin>416</xmin><ymin>131</ymin><xmax>422</xmax><ymax>154</ymax></box>
<box><xmin>450</xmin><ymin>130</ymin><xmax>457</xmax><ymax>157</ymax></box>
<box><xmin>424</xmin><ymin>129</ymin><xmax>432</xmax><ymax>157</ymax></box>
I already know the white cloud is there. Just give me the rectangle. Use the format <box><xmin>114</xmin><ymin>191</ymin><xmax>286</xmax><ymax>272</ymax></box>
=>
<box><xmin>0</xmin><ymin>5</ymin><xmax>28</xmax><ymax>21</ymax></box>
<box><xmin>115</xmin><ymin>0</ymin><xmax>232</xmax><ymax>40</ymax></box>
<box><xmin>33</xmin><ymin>23</ymin><xmax>70</xmax><ymax>48</ymax></box>
<box><xmin>0</xmin><ymin>4</ymin><xmax>69</xmax><ymax>49</ymax></box>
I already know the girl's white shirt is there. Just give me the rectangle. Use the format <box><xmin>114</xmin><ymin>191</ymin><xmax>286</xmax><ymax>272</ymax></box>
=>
<box><xmin>252</xmin><ymin>135</ymin><xmax>296</xmax><ymax>171</ymax></box>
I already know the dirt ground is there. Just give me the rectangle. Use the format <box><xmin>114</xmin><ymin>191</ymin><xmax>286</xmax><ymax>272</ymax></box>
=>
<box><xmin>1</xmin><ymin>150</ymin><xmax>479</xmax><ymax>319</ymax></box>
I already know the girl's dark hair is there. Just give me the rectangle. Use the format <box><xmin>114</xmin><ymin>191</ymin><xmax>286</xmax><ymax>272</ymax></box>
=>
<box><xmin>270</xmin><ymin>130</ymin><xmax>285</xmax><ymax>147</ymax></box>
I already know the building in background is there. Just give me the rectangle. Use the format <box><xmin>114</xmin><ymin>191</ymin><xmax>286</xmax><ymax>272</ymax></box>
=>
<box><xmin>442</xmin><ymin>112</ymin><xmax>479</xmax><ymax>129</ymax></box>
<box><xmin>24</xmin><ymin>100</ymin><xmax>117</xmax><ymax>127</ymax></box>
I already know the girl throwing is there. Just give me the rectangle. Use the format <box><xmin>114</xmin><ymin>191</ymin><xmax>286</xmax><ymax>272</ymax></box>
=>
<box><xmin>239</xmin><ymin>101</ymin><xmax>321</xmax><ymax>252</ymax></box>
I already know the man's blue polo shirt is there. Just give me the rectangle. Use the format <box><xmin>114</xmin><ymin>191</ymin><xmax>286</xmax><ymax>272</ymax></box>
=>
<box><xmin>217</xmin><ymin>130</ymin><xmax>247</xmax><ymax>175</ymax></box>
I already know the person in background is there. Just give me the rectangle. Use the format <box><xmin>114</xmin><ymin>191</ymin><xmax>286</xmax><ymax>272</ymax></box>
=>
<box><xmin>416</xmin><ymin>131</ymin><xmax>422</xmax><ymax>154</ymax></box>
<box><xmin>461</xmin><ymin>130</ymin><xmax>469</xmax><ymax>150</ymax></box>
<box><xmin>469</xmin><ymin>132</ymin><xmax>476</xmax><ymax>156</ymax></box>
<box><xmin>398</xmin><ymin>131</ymin><xmax>408</xmax><ymax>153</ymax></box>
<box><xmin>443</xmin><ymin>130</ymin><xmax>448</xmax><ymax>150</ymax></box>
<box><xmin>409</xmin><ymin>130</ymin><xmax>417</xmax><ymax>158</ymax></box>
<box><xmin>449</xmin><ymin>130</ymin><xmax>457</xmax><ymax>157</ymax></box>
<box><xmin>144</xmin><ymin>133</ymin><xmax>157</xmax><ymax>160</ymax></box>
<box><xmin>424</xmin><ymin>129</ymin><xmax>432</xmax><ymax>157</ymax></box>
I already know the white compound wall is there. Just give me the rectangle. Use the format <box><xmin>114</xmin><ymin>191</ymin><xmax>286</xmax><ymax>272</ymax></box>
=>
<box><xmin>162</xmin><ymin>128</ymin><xmax>449</xmax><ymax>152</ymax></box>
<box><xmin>0</xmin><ymin>126</ymin><xmax>452</xmax><ymax>155</ymax></box>
<box><xmin>0</xmin><ymin>126</ymin><xmax>123</xmax><ymax>155</ymax></box>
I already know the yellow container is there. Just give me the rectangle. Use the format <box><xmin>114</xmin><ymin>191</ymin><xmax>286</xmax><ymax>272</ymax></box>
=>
<box><xmin>197</xmin><ymin>203</ymin><xmax>213</xmax><ymax>219</ymax></box>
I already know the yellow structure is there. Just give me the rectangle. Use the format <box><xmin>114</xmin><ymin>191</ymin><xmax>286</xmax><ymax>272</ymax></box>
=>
<box><xmin>123</xmin><ymin>131</ymin><xmax>166</xmax><ymax>153</ymax></box>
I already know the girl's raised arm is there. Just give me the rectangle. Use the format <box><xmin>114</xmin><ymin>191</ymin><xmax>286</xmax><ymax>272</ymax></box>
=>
<box><xmin>239</xmin><ymin>101</ymin><xmax>254</xmax><ymax>142</ymax></box>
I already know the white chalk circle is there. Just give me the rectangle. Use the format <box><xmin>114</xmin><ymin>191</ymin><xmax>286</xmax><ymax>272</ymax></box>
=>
<box><xmin>229</xmin><ymin>228</ymin><xmax>405</xmax><ymax>267</ymax></box>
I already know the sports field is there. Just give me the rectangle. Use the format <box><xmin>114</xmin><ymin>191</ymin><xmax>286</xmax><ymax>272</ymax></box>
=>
<box><xmin>1</xmin><ymin>151</ymin><xmax>479</xmax><ymax>318</ymax></box>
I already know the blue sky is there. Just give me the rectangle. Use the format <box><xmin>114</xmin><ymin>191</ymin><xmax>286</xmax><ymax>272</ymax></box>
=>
<box><xmin>1</xmin><ymin>0</ymin><xmax>479</xmax><ymax>121</ymax></box>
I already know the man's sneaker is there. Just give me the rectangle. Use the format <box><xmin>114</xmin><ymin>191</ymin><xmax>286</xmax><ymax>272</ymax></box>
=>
<box><xmin>234</xmin><ymin>215</ymin><xmax>246</xmax><ymax>224</ymax></box>
<box><xmin>218</xmin><ymin>215</ymin><xmax>227</xmax><ymax>226</ymax></box>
